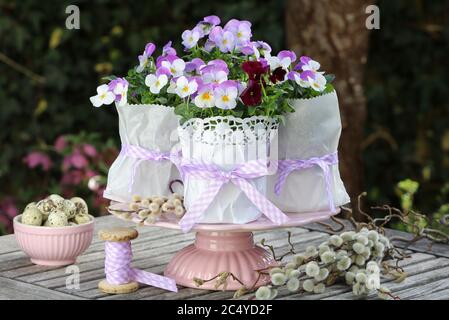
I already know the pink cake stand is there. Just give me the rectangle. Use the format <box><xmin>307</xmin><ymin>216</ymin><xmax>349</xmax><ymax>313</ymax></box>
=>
<box><xmin>109</xmin><ymin>203</ymin><xmax>339</xmax><ymax>291</ymax></box>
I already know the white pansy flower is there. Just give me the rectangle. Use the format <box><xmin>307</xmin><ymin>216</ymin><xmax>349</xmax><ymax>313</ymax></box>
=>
<box><xmin>286</xmin><ymin>278</ymin><xmax>300</xmax><ymax>292</ymax></box>
<box><xmin>162</xmin><ymin>58</ymin><xmax>186</xmax><ymax>78</ymax></box>
<box><xmin>214</xmin><ymin>85</ymin><xmax>238</xmax><ymax>110</ymax></box>
<box><xmin>182</xmin><ymin>29</ymin><xmax>200</xmax><ymax>49</ymax></box>
<box><xmin>90</xmin><ymin>84</ymin><xmax>115</xmax><ymax>107</ymax></box>
<box><xmin>175</xmin><ymin>76</ymin><xmax>198</xmax><ymax>98</ymax></box>
<box><xmin>113</xmin><ymin>82</ymin><xmax>128</xmax><ymax>106</ymax></box>
<box><xmin>308</xmin><ymin>72</ymin><xmax>327</xmax><ymax>92</ymax></box>
<box><xmin>305</xmin><ymin>261</ymin><xmax>320</xmax><ymax>277</ymax></box>
<box><xmin>271</xmin><ymin>273</ymin><xmax>287</xmax><ymax>286</ymax></box>
<box><xmin>194</xmin><ymin>86</ymin><xmax>215</xmax><ymax>108</ymax></box>
<box><xmin>166</xmin><ymin>80</ymin><xmax>177</xmax><ymax>94</ymax></box>
<box><xmin>255</xmin><ymin>286</ymin><xmax>271</xmax><ymax>300</ymax></box>
<box><xmin>145</xmin><ymin>74</ymin><xmax>168</xmax><ymax>94</ymax></box>
<box><xmin>302</xmin><ymin>58</ymin><xmax>321</xmax><ymax>72</ymax></box>
<box><xmin>303</xmin><ymin>279</ymin><xmax>315</xmax><ymax>293</ymax></box>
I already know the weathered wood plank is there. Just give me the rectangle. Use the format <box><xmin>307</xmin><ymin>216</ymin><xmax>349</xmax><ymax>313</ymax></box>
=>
<box><xmin>63</xmin><ymin>230</ymin><xmax>327</xmax><ymax>299</ymax></box>
<box><xmin>0</xmin><ymin>276</ymin><xmax>85</xmax><ymax>300</ymax></box>
<box><xmin>392</xmin><ymin>277</ymin><xmax>449</xmax><ymax>300</ymax></box>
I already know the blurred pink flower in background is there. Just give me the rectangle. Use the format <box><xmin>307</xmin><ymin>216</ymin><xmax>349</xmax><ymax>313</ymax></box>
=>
<box><xmin>83</xmin><ymin>144</ymin><xmax>98</xmax><ymax>158</ymax></box>
<box><xmin>61</xmin><ymin>170</ymin><xmax>84</xmax><ymax>185</ymax></box>
<box><xmin>23</xmin><ymin>152</ymin><xmax>53</xmax><ymax>171</ymax></box>
<box><xmin>0</xmin><ymin>197</ymin><xmax>18</xmax><ymax>233</ymax></box>
<box><xmin>63</xmin><ymin>152</ymin><xmax>88</xmax><ymax>170</ymax></box>
<box><xmin>54</xmin><ymin>135</ymin><xmax>67</xmax><ymax>152</ymax></box>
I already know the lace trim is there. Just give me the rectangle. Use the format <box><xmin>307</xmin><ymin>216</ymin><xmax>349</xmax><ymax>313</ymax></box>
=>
<box><xmin>179</xmin><ymin>116</ymin><xmax>279</xmax><ymax>146</ymax></box>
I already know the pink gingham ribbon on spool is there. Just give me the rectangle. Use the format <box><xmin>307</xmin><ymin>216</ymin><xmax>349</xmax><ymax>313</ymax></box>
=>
<box><xmin>179</xmin><ymin>159</ymin><xmax>289</xmax><ymax>233</ymax></box>
<box><xmin>104</xmin><ymin>241</ymin><xmax>178</xmax><ymax>292</ymax></box>
<box><xmin>121</xmin><ymin>144</ymin><xmax>180</xmax><ymax>193</ymax></box>
<box><xmin>274</xmin><ymin>152</ymin><xmax>339</xmax><ymax>213</ymax></box>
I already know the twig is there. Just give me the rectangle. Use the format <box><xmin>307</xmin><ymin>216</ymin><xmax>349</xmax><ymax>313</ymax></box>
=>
<box><xmin>0</xmin><ymin>52</ymin><xmax>46</xmax><ymax>84</ymax></box>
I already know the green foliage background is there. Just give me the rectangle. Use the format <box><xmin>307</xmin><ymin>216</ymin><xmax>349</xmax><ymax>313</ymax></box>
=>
<box><xmin>0</xmin><ymin>0</ymin><xmax>448</xmax><ymax>231</ymax></box>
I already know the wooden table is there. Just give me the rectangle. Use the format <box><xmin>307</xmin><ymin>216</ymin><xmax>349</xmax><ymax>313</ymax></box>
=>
<box><xmin>0</xmin><ymin>215</ymin><xmax>448</xmax><ymax>300</ymax></box>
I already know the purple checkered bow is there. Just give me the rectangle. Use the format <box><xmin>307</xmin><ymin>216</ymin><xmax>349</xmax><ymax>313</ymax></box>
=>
<box><xmin>121</xmin><ymin>144</ymin><xmax>180</xmax><ymax>193</ymax></box>
<box><xmin>105</xmin><ymin>241</ymin><xmax>178</xmax><ymax>292</ymax></box>
<box><xmin>275</xmin><ymin>152</ymin><xmax>339</xmax><ymax>213</ymax></box>
<box><xmin>179</xmin><ymin>159</ymin><xmax>289</xmax><ymax>233</ymax></box>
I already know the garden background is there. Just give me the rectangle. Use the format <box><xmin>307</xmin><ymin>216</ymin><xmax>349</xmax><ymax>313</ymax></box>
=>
<box><xmin>0</xmin><ymin>0</ymin><xmax>448</xmax><ymax>234</ymax></box>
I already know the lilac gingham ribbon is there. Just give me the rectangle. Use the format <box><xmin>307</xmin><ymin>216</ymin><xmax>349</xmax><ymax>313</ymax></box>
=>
<box><xmin>179</xmin><ymin>159</ymin><xmax>289</xmax><ymax>232</ymax></box>
<box><xmin>275</xmin><ymin>152</ymin><xmax>339</xmax><ymax>213</ymax></box>
<box><xmin>121</xmin><ymin>144</ymin><xmax>177</xmax><ymax>193</ymax></box>
<box><xmin>104</xmin><ymin>241</ymin><xmax>178</xmax><ymax>292</ymax></box>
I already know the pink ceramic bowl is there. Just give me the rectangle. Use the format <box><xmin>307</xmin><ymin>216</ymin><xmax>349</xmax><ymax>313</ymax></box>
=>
<box><xmin>13</xmin><ymin>214</ymin><xmax>95</xmax><ymax>266</ymax></box>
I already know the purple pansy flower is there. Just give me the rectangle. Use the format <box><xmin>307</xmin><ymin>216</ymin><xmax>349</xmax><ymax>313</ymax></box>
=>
<box><xmin>185</xmin><ymin>58</ymin><xmax>205</xmax><ymax>73</ymax></box>
<box><xmin>162</xmin><ymin>41</ymin><xmax>177</xmax><ymax>56</ymax></box>
<box><xmin>136</xmin><ymin>42</ymin><xmax>156</xmax><ymax>73</ymax></box>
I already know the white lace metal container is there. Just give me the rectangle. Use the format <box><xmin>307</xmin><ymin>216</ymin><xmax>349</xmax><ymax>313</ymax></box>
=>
<box><xmin>103</xmin><ymin>103</ymin><xmax>181</xmax><ymax>203</ymax></box>
<box><xmin>178</xmin><ymin>116</ymin><xmax>279</xmax><ymax>224</ymax></box>
<box><xmin>267</xmin><ymin>91</ymin><xmax>350</xmax><ymax>213</ymax></box>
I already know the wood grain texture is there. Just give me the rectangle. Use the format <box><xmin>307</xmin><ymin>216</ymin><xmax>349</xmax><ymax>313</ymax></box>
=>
<box><xmin>0</xmin><ymin>215</ymin><xmax>448</xmax><ymax>300</ymax></box>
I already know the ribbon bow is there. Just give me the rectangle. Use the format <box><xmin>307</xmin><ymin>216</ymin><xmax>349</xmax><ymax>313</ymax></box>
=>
<box><xmin>179</xmin><ymin>159</ymin><xmax>289</xmax><ymax>232</ymax></box>
<box><xmin>275</xmin><ymin>152</ymin><xmax>339</xmax><ymax>213</ymax></box>
<box><xmin>121</xmin><ymin>144</ymin><xmax>177</xmax><ymax>193</ymax></box>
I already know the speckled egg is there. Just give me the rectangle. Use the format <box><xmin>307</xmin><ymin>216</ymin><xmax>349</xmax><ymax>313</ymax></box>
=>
<box><xmin>22</xmin><ymin>207</ymin><xmax>43</xmax><ymax>226</ymax></box>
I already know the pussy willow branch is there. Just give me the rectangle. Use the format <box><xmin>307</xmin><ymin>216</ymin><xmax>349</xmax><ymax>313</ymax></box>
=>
<box><xmin>260</xmin><ymin>231</ymin><xmax>295</xmax><ymax>261</ymax></box>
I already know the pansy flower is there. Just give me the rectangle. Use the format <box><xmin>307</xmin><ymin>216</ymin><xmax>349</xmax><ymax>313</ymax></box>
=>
<box><xmin>240</xmin><ymin>79</ymin><xmax>262</xmax><ymax>106</ymax></box>
<box><xmin>108</xmin><ymin>78</ymin><xmax>129</xmax><ymax>106</ymax></box>
<box><xmin>224</xmin><ymin>19</ymin><xmax>252</xmax><ymax>45</ymax></box>
<box><xmin>162</xmin><ymin>41</ymin><xmax>177</xmax><ymax>56</ymax></box>
<box><xmin>194</xmin><ymin>84</ymin><xmax>215</xmax><ymax>108</ymax></box>
<box><xmin>209</xmin><ymin>26</ymin><xmax>235</xmax><ymax>53</ymax></box>
<box><xmin>136</xmin><ymin>42</ymin><xmax>156</xmax><ymax>73</ymax></box>
<box><xmin>90</xmin><ymin>84</ymin><xmax>115</xmax><ymax>107</ymax></box>
<box><xmin>214</xmin><ymin>81</ymin><xmax>238</xmax><ymax>110</ymax></box>
<box><xmin>161</xmin><ymin>58</ymin><xmax>186</xmax><ymax>77</ymax></box>
<box><xmin>270</xmin><ymin>67</ymin><xmax>287</xmax><ymax>84</ymax></box>
<box><xmin>175</xmin><ymin>76</ymin><xmax>198</xmax><ymax>98</ymax></box>
<box><xmin>145</xmin><ymin>74</ymin><xmax>168</xmax><ymax>94</ymax></box>
<box><xmin>194</xmin><ymin>15</ymin><xmax>221</xmax><ymax>37</ymax></box>
<box><xmin>242</xmin><ymin>60</ymin><xmax>269</xmax><ymax>81</ymax></box>
<box><xmin>182</xmin><ymin>29</ymin><xmax>200</xmax><ymax>49</ymax></box>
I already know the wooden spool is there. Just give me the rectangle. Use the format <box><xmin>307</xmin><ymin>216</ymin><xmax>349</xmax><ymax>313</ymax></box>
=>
<box><xmin>98</xmin><ymin>227</ymin><xmax>139</xmax><ymax>294</ymax></box>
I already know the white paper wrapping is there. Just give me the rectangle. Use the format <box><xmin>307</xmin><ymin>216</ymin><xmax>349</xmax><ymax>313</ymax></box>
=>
<box><xmin>267</xmin><ymin>91</ymin><xmax>350</xmax><ymax>212</ymax></box>
<box><xmin>179</xmin><ymin>116</ymin><xmax>279</xmax><ymax>224</ymax></box>
<box><xmin>103</xmin><ymin>103</ymin><xmax>181</xmax><ymax>203</ymax></box>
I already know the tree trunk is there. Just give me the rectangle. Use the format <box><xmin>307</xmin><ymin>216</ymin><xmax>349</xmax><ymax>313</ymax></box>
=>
<box><xmin>286</xmin><ymin>0</ymin><xmax>370</xmax><ymax>220</ymax></box>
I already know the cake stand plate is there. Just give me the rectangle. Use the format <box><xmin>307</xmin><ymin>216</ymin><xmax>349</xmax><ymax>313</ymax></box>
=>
<box><xmin>109</xmin><ymin>203</ymin><xmax>339</xmax><ymax>290</ymax></box>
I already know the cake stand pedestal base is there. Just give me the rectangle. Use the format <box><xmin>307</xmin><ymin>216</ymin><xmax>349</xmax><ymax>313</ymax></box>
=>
<box><xmin>164</xmin><ymin>231</ymin><xmax>277</xmax><ymax>291</ymax></box>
